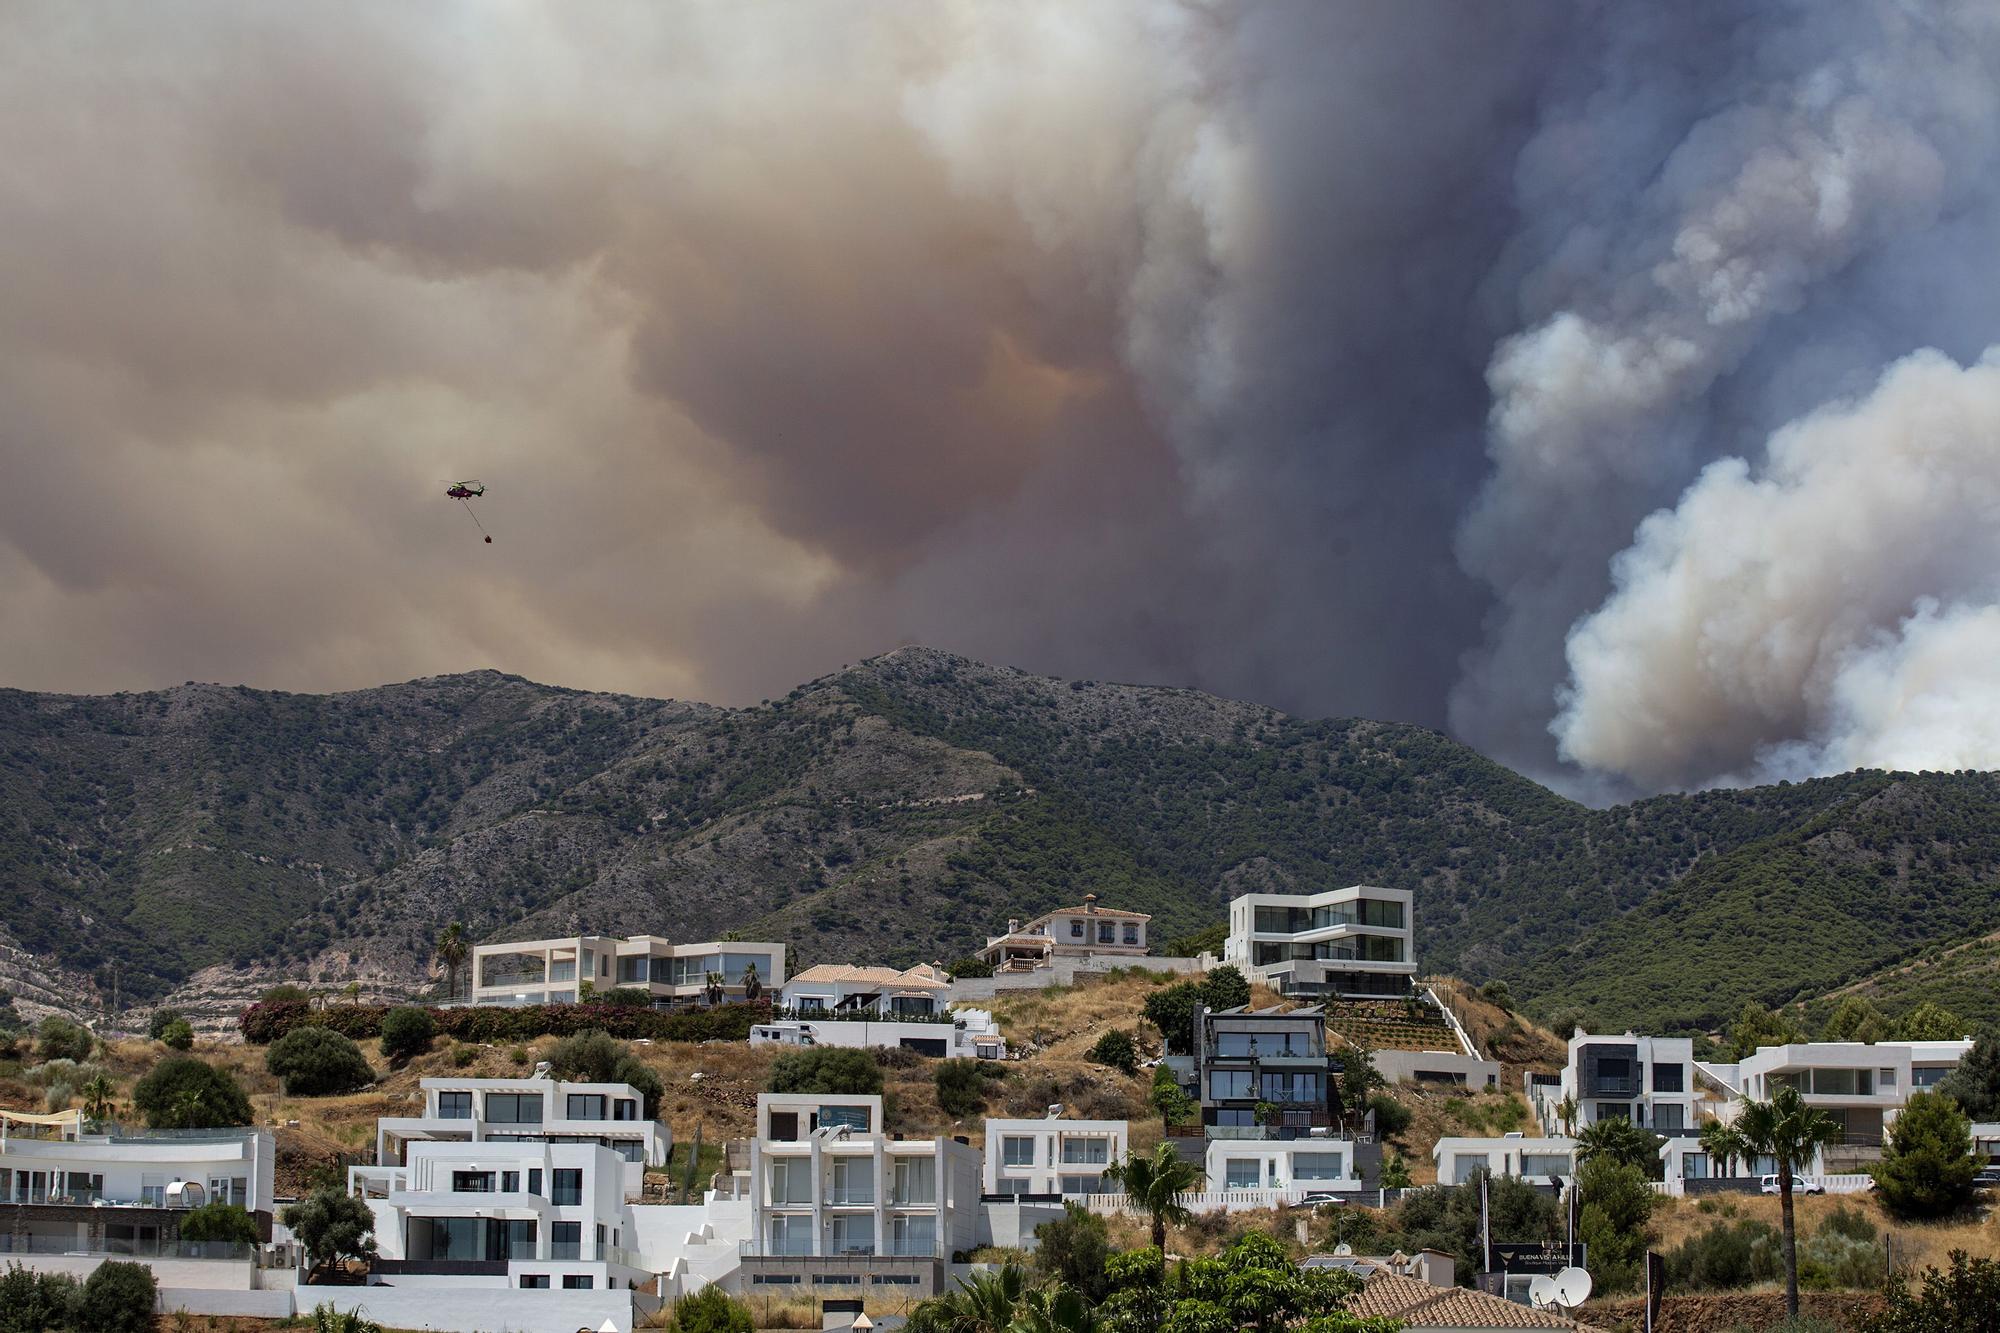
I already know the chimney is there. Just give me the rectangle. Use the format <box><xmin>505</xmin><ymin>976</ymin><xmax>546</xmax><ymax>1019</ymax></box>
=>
<box><xmin>1084</xmin><ymin>893</ymin><xmax>1097</xmax><ymax>914</ymax></box>
<box><xmin>1007</xmin><ymin>918</ymin><xmax>1019</xmax><ymax>934</ymax></box>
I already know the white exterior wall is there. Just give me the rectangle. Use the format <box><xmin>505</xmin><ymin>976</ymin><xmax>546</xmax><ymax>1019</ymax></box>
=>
<box><xmin>352</xmin><ymin>1139</ymin><xmax>650</xmax><ymax>1293</ymax></box>
<box><xmin>1203</xmin><ymin>1138</ymin><xmax>1362</xmax><ymax>1192</ymax></box>
<box><xmin>1220</xmin><ymin>886</ymin><xmax>1416</xmax><ymax>995</ymax></box>
<box><xmin>1560</xmin><ymin>1033</ymin><xmax>1700</xmax><ymax>1133</ymax></box>
<box><xmin>471</xmin><ymin>935</ymin><xmax>786</xmax><ymax>1006</ymax></box>
<box><xmin>1431</xmin><ymin>1136</ymin><xmax>1577</xmax><ymax>1186</ymax></box>
<box><xmin>750</xmin><ymin>1014</ymin><xmax>1005</xmax><ymax>1060</ymax></box>
<box><xmin>375</xmin><ymin>1076</ymin><xmax>670</xmax><ymax>1179</ymax></box>
<box><xmin>748</xmin><ymin>1095</ymin><xmax>981</xmax><ymax>1260</ymax></box>
<box><xmin>982</xmin><ymin>1118</ymin><xmax>1128</xmax><ymax>1196</ymax></box>
<box><xmin>0</xmin><ymin>1128</ymin><xmax>275</xmax><ymax>1214</ymax></box>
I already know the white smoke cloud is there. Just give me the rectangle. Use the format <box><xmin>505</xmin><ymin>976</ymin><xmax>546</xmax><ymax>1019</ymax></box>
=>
<box><xmin>1556</xmin><ymin>348</ymin><xmax>2000</xmax><ymax>789</ymax></box>
<box><xmin>1451</xmin><ymin>0</ymin><xmax>2000</xmax><ymax>777</ymax></box>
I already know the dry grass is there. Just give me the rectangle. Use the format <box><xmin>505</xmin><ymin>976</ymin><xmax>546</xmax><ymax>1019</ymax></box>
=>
<box><xmin>1426</xmin><ymin>978</ymin><xmax>1567</xmax><ymax>1077</ymax></box>
<box><xmin>1652</xmin><ymin>1190</ymin><xmax>2000</xmax><ymax>1275</ymax></box>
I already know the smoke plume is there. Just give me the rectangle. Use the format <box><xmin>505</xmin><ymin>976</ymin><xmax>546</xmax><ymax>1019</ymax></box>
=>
<box><xmin>4</xmin><ymin>1</ymin><xmax>2000</xmax><ymax>795</ymax></box>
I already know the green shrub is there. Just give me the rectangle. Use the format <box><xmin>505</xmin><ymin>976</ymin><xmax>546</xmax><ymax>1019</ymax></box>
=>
<box><xmin>132</xmin><ymin>1056</ymin><xmax>252</xmax><ymax>1129</ymax></box>
<box><xmin>0</xmin><ymin>1262</ymin><xmax>81</xmax><ymax>1332</ymax></box>
<box><xmin>1088</xmin><ymin>1029</ymin><xmax>1139</xmax><ymax>1075</ymax></box>
<box><xmin>933</xmin><ymin>1059</ymin><xmax>994</xmax><ymax>1118</ymax></box>
<box><xmin>945</xmin><ymin>957</ymin><xmax>994</xmax><ymax>979</ymax></box>
<box><xmin>450</xmin><ymin>1044</ymin><xmax>477</xmax><ymax>1068</ymax></box>
<box><xmin>75</xmin><ymin>1259</ymin><xmax>157</xmax><ymax>1333</ymax></box>
<box><xmin>37</xmin><ymin>1016</ymin><xmax>92</xmax><ymax>1064</ymax></box>
<box><xmin>666</xmin><ymin>1284</ymin><xmax>753</xmax><ymax>1333</ymax></box>
<box><xmin>265</xmin><ymin>1027</ymin><xmax>373</xmax><ymax>1096</ymax></box>
<box><xmin>379</xmin><ymin>1005</ymin><xmax>437</xmax><ymax>1066</ymax></box>
<box><xmin>159</xmin><ymin>1018</ymin><xmax>195</xmax><ymax>1051</ymax></box>
<box><xmin>147</xmin><ymin>1008</ymin><xmax>185</xmax><ymax>1041</ymax></box>
<box><xmin>179</xmin><ymin>1200</ymin><xmax>260</xmax><ymax>1244</ymax></box>
<box><xmin>1369</xmin><ymin>1094</ymin><xmax>1412</xmax><ymax>1139</ymax></box>
<box><xmin>261</xmin><ymin>984</ymin><xmax>310</xmax><ymax>1004</ymax></box>
<box><xmin>1664</xmin><ymin>1218</ymin><xmax>1779</xmax><ymax>1290</ymax></box>
<box><xmin>544</xmin><ymin>1029</ymin><xmax>663</xmax><ymax>1116</ymax></box>
<box><xmin>594</xmin><ymin>987</ymin><xmax>652</xmax><ymax>1007</ymax></box>
<box><xmin>1480</xmin><ymin>980</ymin><xmax>1515</xmax><ymax>1011</ymax></box>
<box><xmin>1873</xmin><ymin>1091</ymin><xmax>1976</xmax><ymax>1219</ymax></box>
<box><xmin>1033</xmin><ymin>1201</ymin><xmax>1111</xmax><ymax>1300</ymax></box>
<box><xmin>236</xmin><ymin>997</ymin><xmax>763</xmax><ymax>1046</ymax></box>
<box><xmin>282</xmin><ymin>1189</ymin><xmax>377</xmax><ymax>1277</ymax></box>
<box><xmin>768</xmin><ymin>1045</ymin><xmax>883</xmax><ymax>1096</ymax></box>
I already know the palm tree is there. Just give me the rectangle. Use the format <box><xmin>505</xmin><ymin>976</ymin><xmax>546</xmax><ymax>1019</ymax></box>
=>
<box><xmin>1102</xmin><ymin>1142</ymin><xmax>1201</xmax><ymax>1252</ymax></box>
<box><xmin>1738</xmin><ymin>1085</ymin><xmax>1841</xmax><ymax>1320</ymax></box>
<box><xmin>1574</xmin><ymin>1116</ymin><xmax>1664</xmax><ymax>1173</ymax></box>
<box><xmin>908</xmin><ymin>1264</ymin><xmax>1030</xmax><ymax>1333</ymax></box>
<box><xmin>434</xmin><ymin>922</ymin><xmax>468</xmax><ymax>1002</ymax></box>
<box><xmin>742</xmin><ymin>962</ymin><xmax>762</xmax><ymax>1004</ymax></box>
<box><xmin>80</xmin><ymin>1073</ymin><xmax>115</xmax><ymax>1124</ymax></box>
<box><xmin>1553</xmin><ymin>1095</ymin><xmax>1578</xmax><ymax>1136</ymax></box>
<box><xmin>1011</xmin><ymin>1284</ymin><xmax>1099</xmax><ymax>1333</ymax></box>
<box><xmin>704</xmin><ymin>971</ymin><xmax>725</xmax><ymax>1006</ymax></box>
<box><xmin>1698</xmin><ymin>1118</ymin><xmax>1748</xmax><ymax>1180</ymax></box>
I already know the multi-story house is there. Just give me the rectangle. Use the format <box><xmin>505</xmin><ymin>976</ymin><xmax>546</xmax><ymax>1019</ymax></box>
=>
<box><xmin>977</xmin><ymin>896</ymin><xmax>1150</xmax><ymax>973</ymax></box>
<box><xmin>982</xmin><ymin>1116</ymin><xmax>1128</xmax><ymax>1198</ymax></box>
<box><xmin>1556</xmin><ymin>1032</ymin><xmax>1700</xmax><ymax>1136</ymax></box>
<box><xmin>1432</xmin><ymin>1134</ymin><xmax>1578</xmax><ymax>1187</ymax></box>
<box><xmin>374</xmin><ymin>1076</ymin><xmax>671</xmax><ymax>1197</ymax></box>
<box><xmin>351</xmin><ymin>1138</ymin><xmax>649</xmax><ymax>1293</ymax></box>
<box><xmin>1204</xmin><ymin>1136</ymin><xmax>1361</xmax><ymax>1194</ymax></box>
<box><xmin>778</xmin><ymin>964</ymin><xmax>953</xmax><ymax>1017</ymax></box>
<box><xmin>750</xmin><ymin>1009</ymin><xmax>1006</xmax><ymax>1061</ymax></box>
<box><xmin>1220</xmin><ymin>886</ymin><xmax>1415</xmax><ymax>998</ymax></box>
<box><xmin>739</xmin><ymin>1094</ymin><xmax>981</xmax><ymax>1295</ymax></box>
<box><xmin>1680</xmin><ymin>1039</ymin><xmax>1977</xmax><ymax>1175</ymax></box>
<box><xmin>470</xmin><ymin>935</ymin><xmax>786</xmax><ymax>1007</ymax></box>
<box><xmin>1166</xmin><ymin>1004</ymin><xmax>1344</xmax><ymax>1138</ymax></box>
<box><xmin>0</xmin><ymin>1108</ymin><xmax>275</xmax><ymax>1280</ymax></box>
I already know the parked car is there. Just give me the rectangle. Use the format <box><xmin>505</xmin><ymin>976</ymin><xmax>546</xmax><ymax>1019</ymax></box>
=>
<box><xmin>1290</xmin><ymin>1191</ymin><xmax>1349</xmax><ymax>1209</ymax></box>
<box><xmin>1761</xmin><ymin>1174</ymin><xmax>1825</xmax><ymax>1195</ymax></box>
<box><xmin>1972</xmin><ymin>1166</ymin><xmax>2000</xmax><ymax>1187</ymax></box>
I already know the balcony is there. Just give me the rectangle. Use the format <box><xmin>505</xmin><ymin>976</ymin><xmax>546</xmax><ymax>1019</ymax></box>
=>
<box><xmin>374</xmin><ymin>1258</ymin><xmax>508</xmax><ymax>1278</ymax></box>
<box><xmin>1586</xmin><ymin>1080</ymin><xmax>1638</xmax><ymax>1097</ymax></box>
<box><xmin>826</xmin><ymin>1189</ymin><xmax>876</xmax><ymax>1206</ymax></box>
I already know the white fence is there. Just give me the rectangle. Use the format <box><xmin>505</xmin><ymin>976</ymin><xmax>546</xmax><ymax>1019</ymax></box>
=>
<box><xmin>1648</xmin><ymin>1174</ymin><xmax>1875</xmax><ymax>1197</ymax></box>
<box><xmin>1081</xmin><ymin>1185</ymin><xmax>1362</xmax><ymax>1216</ymax></box>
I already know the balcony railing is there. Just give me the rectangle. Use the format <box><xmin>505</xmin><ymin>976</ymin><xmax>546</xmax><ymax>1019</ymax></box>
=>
<box><xmin>826</xmin><ymin>1189</ymin><xmax>876</xmax><ymax>1205</ymax></box>
<box><xmin>551</xmin><ymin>1240</ymin><xmax>581</xmax><ymax>1260</ymax></box>
<box><xmin>1587</xmin><ymin>1080</ymin><xmax>1638</xmax><ymax>1096</ymax></box>
<box><xmin>374</xmin><ymin>1258</ymin><xmax>508</xmax><ymax>1278</ymax></box>
<box><xmin>0</xmin><ymin>1235</ymin><xmax>255</xmax><ymax>1261</ymax></box>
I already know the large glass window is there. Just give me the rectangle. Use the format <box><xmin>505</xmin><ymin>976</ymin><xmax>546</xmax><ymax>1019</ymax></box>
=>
<box><xmin>486</xmin><ymin>1092</ymin><xmax>545</xmax><ymax>1124</ymax></box>
<box><xmin>436</xmin><ymin>1091</ymin><xmax>473</xmax><ymax>1119</ymax></box>
<box><xmin>829</xmin><ymin>1215</ymin><xmax>876</xmax><ymax>1254</ymax></box>
<box><xmin>1223</xmin><ymin>1159</ymin><xmax>1261</xmax><ymax>1189</ymax></box>
<box><xmin>1652</xmin><ymin>1063</ymin><xmax>1685</xmax><ymax>1093</ymax></box>
<box><xmin>1447</xmin><ymin>1156</ymin><xmax>1489</xmax><ymax>1186</ymax></box>
<box><xmin>551</xmin><ymin>1221</ymin><xmax>581</xmax><ymax>1259</ymax></box>
<box><xmin>552</xmin><ymin>1169</ymin><xmax>583</xmax><ymax>1206</ymax></box>
<box><xmin>892</xmin><ymin>1157</ymin><xmax>936</xmax><ymax>1204</ymax></box>
<box><xmin>830</xmin><ymin>1158</ymin><xmax>874</xmax><ymax>1205</ymax></box>
<box><xmin>1521</xmin><ymin>1153</ymin><xmax>1571</xmax><ymax>1176</ymax></box>
<box><xmin>767</xmin><ymin>1215</ymin><xmax>813</xmax><ymax>1256</ymax></box>
<box><xmin>1061</xmin><ymin>1138</ymin><xmax>1109</xmax><ymax>1165</ymax></box>
<box><xmin>1653</xmin><ymin>1103</ymin><xmax>1685</xmax><ymax>1131</ymax></box>
<box><xmin>563</xmin><ymin>1276</ymin><xmax>594</xmax><ymax>1290</ymax></box>
<box><xmin>889</xmin><ymin>1214</ymin><xmax>937</xmax><ymax>1257</ymax></box>
<box><xmin>768</xmin><ymin>1158</ymin><xmax>813</xmax><ymax>1205</ymax></box>
<box><xmin>1255</xmin><ymin>905</ymin><xmax>1309</xmax><ymax>934</ymax></box>
<box><xmin>1260</xmin><ymin>1072</ymin><xmax>1322</xmax><ymax>1104</ymax></box>
<box><xmin>1060</xmin><ymin>1174</ymin><xmax>1106</xmax><ymax>1195</ymax></box>
<box><xmin>1911</xmin><ymin>1065</ymin><xmax>1951</xmax><ymax>1088</ymax></box>
<box><xmin>1810</xmin><ymin>1068</ymin><xmax>1872</xmax><ymax>1096</ymax></box>
<box><xmin>1358</xmin><ymin>936</ymin><xmax>1404</xmax><ymax>963</ymax></box>
<box><xmin>452</xmin><ymin>1171</ymin><xmax>495</xmax><ymax>1193</ymax></box>
<box><xmin>1001</xmin><ymin>1135</ymin><xmax>1036</xmax><ymax>1167</ymax></box>
<box><xmin>1208</xmin><ymin>1070</ymin><xmax>1254</xmax><ymax>1100</ymax></box>
<box><xmin>1595</xmin><ymin>1102</ymin><xmax>1631</xmax><ymax>1122</ymax></box>
<box><xmin>615</xmin><ymin>1099</ymin><xmax>638</xmax><ymax>1121</ymax></box>
<box><xmin>479</xmin><ymin>952</ymin><xmax>546</xmax><ymax>988</ymax></box>
<box><xmin>818</xmin><ymin>1104</ymin><xmax>872</xmax><ymax>1133</ymax></box>
<box><xmin>549</xmin><ymin>961</ymin><xmax>576</xmax><ymax>983</ymax></box>
<box><xmin>567</xmin><ymin>1095</ymin><xmax>608</xmax><ymax>1121</ymax></box>
<box><xmin>1214</xmin><ymin>1029</ymin><xmax>1321</xmax><ymax>1057</ymax></box>
<box><xmin>1292</xmin><ymin>1153</ymin><xmax>1347</xmax><ymax>1181</ymax></box>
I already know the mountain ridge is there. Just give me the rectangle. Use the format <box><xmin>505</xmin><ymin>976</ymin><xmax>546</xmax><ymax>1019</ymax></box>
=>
<box><xmin>3</xmin><ymin>646</ymin><xmax>1998</xmax><ymax>1033</ymax></box>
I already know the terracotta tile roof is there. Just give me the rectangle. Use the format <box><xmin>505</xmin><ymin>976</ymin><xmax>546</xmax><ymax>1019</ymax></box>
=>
<box><xmin>1025</xmin><ymin>904</ymin><xmax>1153</xmax><ymax>923</ymax></box>
<box><xmin>1346</xmin><ymin>1273</ymin><xmax>1592</xmax><ymax>1330</ymax></box>
<box><xmin>786</xmin><ymin>964</ymin><xmax>948</xmax><ymax>989</ymax></box>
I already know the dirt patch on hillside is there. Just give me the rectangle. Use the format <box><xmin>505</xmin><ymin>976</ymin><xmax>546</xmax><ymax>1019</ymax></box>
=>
<box><xmin>1584</xmin><ymin>1288</ymin><xmax>1884</xmax><ymax>1332</ymax></box>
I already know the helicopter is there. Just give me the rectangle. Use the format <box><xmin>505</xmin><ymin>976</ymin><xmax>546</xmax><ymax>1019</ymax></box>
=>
<box><xmin>443</xmin><ymin>480</ymin><xmax>492</xmax><ymax>541</ymax></box>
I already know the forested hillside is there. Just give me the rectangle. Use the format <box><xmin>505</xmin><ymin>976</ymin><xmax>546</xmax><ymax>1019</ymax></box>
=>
<box><xmin>4</xmin><ymin>647</ymin><xmax>2000</xmax><ymax>1031</ymax></box>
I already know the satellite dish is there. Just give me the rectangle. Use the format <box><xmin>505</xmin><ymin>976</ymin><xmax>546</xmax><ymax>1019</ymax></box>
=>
<box><xmin>1553</xmin><ymin>1266</ymin><xmax>1594</xmax><ymax>1307</ymax></box>
<box><xmin>1332</xmin><ymin>1243</ymin><xmax>1353</xmax><ymax>1257</ymax></box>
<box><xmin>1528</xmin><ymin>1275</ymin><xmax>1560</xmax><ymax>1309</ymax></box>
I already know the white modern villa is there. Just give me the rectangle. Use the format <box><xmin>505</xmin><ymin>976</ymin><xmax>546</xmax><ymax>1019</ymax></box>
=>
<box><xmin>977</xmin><ymin>895</ymin><xmax>1151</xmax><ymax>972</ymax></box>
<box><xmin>469</xmin><ymin>934</ymin><xmax>786</xmax><ymax>1007</ymax></box>
<box><xmin>0</xmin><ymin>1109</ymin><xmax>276</xmax><ymax>1286</ymax></box>
<box><xmin>1205</xmin><ymin>1136</ymin><xmax>1363</xmax><ymax>1194</ymax></box>
<box><xmin>351</xmin><ymin>1138</ymin><xmax>650</xmax><ymax>1290</ymax></box>
<box><xmin>982</xmin><ymin>1115</ymin><xmax>1129</xmax><ymax>1197</ymax></box>
<box><xmin>373</xmin><ymin>1076</ymin><xmax>671</xmax><ymax>1197</ymax></box>
<box><xmin>1550</xmin><ymin>1031</ymin><xmax>1703</xmax><ymax>1135</ymax></box>
<box><xmin>737</xmin><ymin>1093</ymin><xmax>982</xmax><ymax>1295</ymax></box>
<box><xmin>778</xmin><ymin>964</ymin><xmax>954</xmax><ymax>1017</ymax></box>
<box><xmin>1432</xmin><ymin>1134</ymin><xmax>1578</xmax><ymax>1187</ymax></box>
<box><xmin>1219</xmin><ymin>885</ymin><xmax>1416</xmax><ymax>998</ymax></box>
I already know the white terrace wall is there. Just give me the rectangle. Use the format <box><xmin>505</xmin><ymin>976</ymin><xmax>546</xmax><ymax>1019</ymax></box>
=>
<box><xmin>297</xmin><ymin>1284</ymin><xmax>643</xmax><ymax>1333</ymax></box>
<box><xmin>947</xmin><ymin>957</ymin><xmax>1203</xmax><ymax>1002</ymax></box>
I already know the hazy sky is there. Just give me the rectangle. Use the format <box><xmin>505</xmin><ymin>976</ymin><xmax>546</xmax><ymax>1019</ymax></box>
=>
<box><xmin>8</xmin><ymin>1</ymin><xmax>2000</xmax><ymax>797</ymax></box>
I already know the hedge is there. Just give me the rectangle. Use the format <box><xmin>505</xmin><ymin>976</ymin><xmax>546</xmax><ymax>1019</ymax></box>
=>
<box><xmin>238</xmin><ymin>998</ymin><xmax>766</xmax><ymax>1046</ymax></box>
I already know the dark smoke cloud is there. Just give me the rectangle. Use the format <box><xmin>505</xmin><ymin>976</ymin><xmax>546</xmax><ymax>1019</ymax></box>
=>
<box><xmin>4</xmin><ymin>1</ymin><xmax>1999</xmax><ymax>796</ymax></box>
